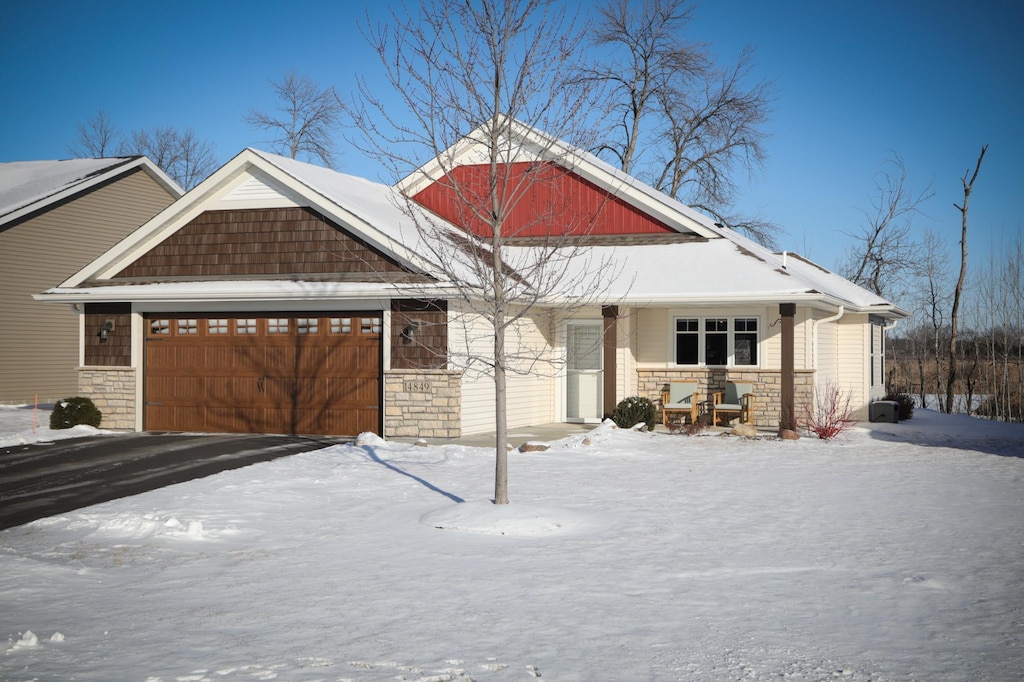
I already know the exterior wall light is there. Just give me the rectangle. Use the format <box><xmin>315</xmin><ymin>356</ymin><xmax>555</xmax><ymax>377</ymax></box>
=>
<box><xmin>98</xmin><ymin>320</ymin><xmax>115</xmax><ymax>342</ymax></box>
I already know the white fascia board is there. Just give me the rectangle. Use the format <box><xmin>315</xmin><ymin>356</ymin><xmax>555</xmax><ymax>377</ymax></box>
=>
<box><xmin>0</xmin><ymin>156</ymin><xmax>182</xmax><ymax>230</ymax></box>
<box><xmin>133</xmin><ymin>157</ymin><xmax>184</xmax><ymax>199</ymax></box>
<box><xmin>64</xmin><ymin>150</ymin><xmax>439</xmax><ymax>286</ymax></box>
<box><xmin>63</xmin><ymin>151</ymin><xmax>259</xmax><ymax>286</ymax></box>
<box><xmin>35</xmin><ymin>281</ymin><xmax>456</xmax><ymax>305</ymax></box>
<box><xmin>535</xmin><ymin>290</ymin><xmax>905</xmax><ymax>317</ymax></box>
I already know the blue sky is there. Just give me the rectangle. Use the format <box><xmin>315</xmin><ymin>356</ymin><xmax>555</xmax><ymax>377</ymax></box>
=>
<box><xmin>1</xmin><ymin>0</ymin><xmax>1020</xmax><ymax>280</ymax></box>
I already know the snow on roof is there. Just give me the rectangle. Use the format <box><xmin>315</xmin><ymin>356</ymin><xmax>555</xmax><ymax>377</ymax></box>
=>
<box><xmin>39</xmin><ymin>146</ymin><xmax>901</xmax><ymax>316</ymax></box>
<box><xmin>0</xmin><ymin>157</ymin><xmax>141</xmax><ymax>226</ymax></box>
<box><xmin>247</xmin><ymin>149</ymin><xmax>480</xmax><ymax>284</ymax></box>
<box><xmin>507</xmin><ymin>237</ymin><xmax>902</xmax><ymax>314</ymax></box>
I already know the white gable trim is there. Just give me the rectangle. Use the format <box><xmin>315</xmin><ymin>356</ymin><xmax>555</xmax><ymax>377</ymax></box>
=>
<box><xmin>61</xmin><ymin>149</ymin><xmax>441</xmax><ymax>287</ymax></box>
<box><xmin>0</xmin><ymin>156</ymin><xmax>181</xmax><ymax>230</ymax></box>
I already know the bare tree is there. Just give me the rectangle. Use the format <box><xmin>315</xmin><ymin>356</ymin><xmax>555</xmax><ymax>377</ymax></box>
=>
<box><xmin>245</xmin><ymin>70</ymin><xmax>343</xmax><ymax>168</ymax></box>
<box><xmin>587</xmin><ymin>0</ymin><xmax>777</xmax><ymax>246</ymax></box>
<box><xmin>946</xmin><ymin>144</ymin><xmax>988</xmax><ymax>414</ymax></box>
<box><xmin>840</xmin><ymin>153</ymin><xmax>933</xmax><ymax>299</ymax></box>
<box><xmin>67</xmin><ymin>110</ymin><xmax>122</xmax><ymax>158</ymax></box>
<box><xmin>917</xmin><ymin>228</ymin><xmax>951</xmax><ymax>409</ymax></box>
<box><xmin>351</xmin><ymin>0</ymin><xmax>619</xmax><ymax>504</ymax></box>
<box><xmin>121</xmin><ymin>126</ymin><xmax>217</xmax><ymax>190</ymax></box>
<box><xmin>173</xmin><ymin>129</ymin><xmax>219</xmax><ymax>191</ymax></box>
<box><xmin>69</xmin><ymin>111</ymin><xmax>217</xmax><ymax>190</ymax></box>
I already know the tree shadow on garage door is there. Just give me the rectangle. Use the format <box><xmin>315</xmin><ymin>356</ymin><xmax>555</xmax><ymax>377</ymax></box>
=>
<box><xmin>144</xmin><ymin>313</ymin><xmax>382</xmax><ymax>437</ymax></box>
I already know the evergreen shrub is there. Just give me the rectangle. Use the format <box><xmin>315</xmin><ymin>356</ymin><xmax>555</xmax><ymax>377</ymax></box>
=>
<box><xmin>50</xmin><ymin>397</ymin><xmax>102</xmax><ymax>430</ymax></box>
<box><xmin>883</xmin><ymin>392</ymin><xmax>915</xmax><ymax>420</ymax></box>
<box><xmin>612</xmin><ymin>396</ymin><xmax>656</xmax><ymax>431</ymax></box>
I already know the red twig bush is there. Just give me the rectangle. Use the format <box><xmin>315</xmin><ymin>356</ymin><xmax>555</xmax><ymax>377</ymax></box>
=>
<box><xmin>801</xmin><ymin>381</ymin><xmax>856</xmax><ymax>440</ymax></box>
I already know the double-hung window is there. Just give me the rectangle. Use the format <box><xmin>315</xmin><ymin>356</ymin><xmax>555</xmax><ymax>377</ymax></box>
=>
<box><xmin>674</xmin><ymin>316</ymin><xmax>759</xmax><ymax>367</ymax></box>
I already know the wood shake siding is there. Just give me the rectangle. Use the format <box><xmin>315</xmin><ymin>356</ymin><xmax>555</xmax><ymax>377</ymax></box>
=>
<box><xmin>84</xmin><ymin>304</ymin><xmax>132</xmax><ymax>367</ymax></box>
<box><xmin>0</xmin><ymin>169</ymin><xmax>176</xmax><ymax>403</ymax></box>
<box><xmin>390</xmin><ymin>299</ymin><xmax>448</xmax><ymax>370</ymax></box>
<box><xmin>114</xmin><ymin>207</ymin><xmax>411</xmax><ymax>279</ymax></box>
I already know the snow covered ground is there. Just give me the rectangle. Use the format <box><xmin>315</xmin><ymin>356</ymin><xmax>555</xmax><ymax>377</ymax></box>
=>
<box><xmin>1</xmin><ymin>407</ymin><xmax>1023</xmax><ymax>681</ymax></box>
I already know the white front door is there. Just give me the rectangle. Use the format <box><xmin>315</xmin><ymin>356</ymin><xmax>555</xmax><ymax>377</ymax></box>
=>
<box><xmin>566</xmin><ymin>321</ymin><xmax>603</xmax><ymax>423</ymax></box>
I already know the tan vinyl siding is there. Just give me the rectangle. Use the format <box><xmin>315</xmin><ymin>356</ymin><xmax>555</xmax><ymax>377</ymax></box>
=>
<box><xmin>636</xmin><ymin>308</ymin><xmax>668</xmax><ymax>365</ymax></box>
<box><xmin>454</xmin><ymin>308</ymin><xmax>557</xmax><ymax>436</ymax></box>
<box><xmin>837</xmin><ymin>314</ymin><xmax>871</xmax><ymax>419</ymax></box>
<box><xmin>815</xmin><ymin>313</ymin><xmax>840</xmax><ymax>385</ymax></box>
<box><xmin>0</xmin><ymin>170</ymin><xmax>176</xmax><ymax>403</ymax></box>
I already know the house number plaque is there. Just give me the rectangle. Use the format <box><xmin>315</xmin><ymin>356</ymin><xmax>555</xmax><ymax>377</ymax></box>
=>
<box><xmin>404</xmin><ymin>380</ymin><xmax>431</xmax><ymax>392</ymax></box>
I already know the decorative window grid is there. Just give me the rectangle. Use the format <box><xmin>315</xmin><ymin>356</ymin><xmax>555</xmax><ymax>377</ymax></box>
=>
<box><xmin>236</xmin><ymin>318</ymin><xmax>257</xmax><ymax>335</ymax></box>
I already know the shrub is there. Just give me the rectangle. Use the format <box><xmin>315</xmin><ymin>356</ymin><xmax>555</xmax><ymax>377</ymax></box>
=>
<box><xmin>612</xmin><ymin>396</ymin><xmax>656</xmax><ymax>431</ymax></box>
<box><xmin>50</xmin><ymin>397</ymin><xmax>102</xmax><ymax>430</ymax></box>
<box><xmin>800</xmin><ymin>381</ymin><xmax>855</xmax><ymax>440</ymax></box>
<box><xmin>883</xmin><ymin>392</ymin><xmax>915</xmax><ymax>421</ymax></box>
<box><xmin>682</xmin><ymin>420</ymin><xmax>707</xmax><ymax>436</ymax></box>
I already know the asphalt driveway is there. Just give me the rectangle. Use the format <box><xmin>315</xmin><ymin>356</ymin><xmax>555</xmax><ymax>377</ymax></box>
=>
<box><xmin>0</xmin><ymin>432</ymin><xmax>340</xmax><ymax>531</ymax></box>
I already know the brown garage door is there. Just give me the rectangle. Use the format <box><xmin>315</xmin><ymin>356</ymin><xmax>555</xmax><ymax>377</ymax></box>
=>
<box><xmin>144</xmin><ymin>313</ymin><xmax>381</xmax><ymax>436</ymax></box>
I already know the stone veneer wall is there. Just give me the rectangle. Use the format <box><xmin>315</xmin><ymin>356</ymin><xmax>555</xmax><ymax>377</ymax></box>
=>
<box><xmin>384</xmin><ymin>369</ymin><xmax>462</xmax><ymax>438</ymax></box>
<box><xmin>637</xmin><ymin>369</ymin><xmax>815</xmax><ymax>426</ymax></box>
<box><xmin>78</xmin><ymin>367</ymin><xmax>136</xmax><ymax>430</ymax></box>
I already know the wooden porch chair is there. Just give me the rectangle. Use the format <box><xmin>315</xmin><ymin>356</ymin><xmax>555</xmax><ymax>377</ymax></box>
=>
<box><xmin>661</xmin><ymin>381</ymin><xmax>700</xmax><ymax>426</ymax></box>
<box><xmin>712</xmin><ymin>382</ymin><xmax>755</xmax><ymax>426</ymax></box>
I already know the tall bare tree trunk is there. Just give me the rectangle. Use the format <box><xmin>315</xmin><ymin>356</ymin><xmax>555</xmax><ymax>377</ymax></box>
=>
<box><xmin>946</xmin><ymin>145</ymin><xmax>987</xmax><ymax>413</ymax></box>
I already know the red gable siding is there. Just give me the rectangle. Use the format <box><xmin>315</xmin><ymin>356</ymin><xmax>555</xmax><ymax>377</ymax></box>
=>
<box><xmin>412</xmin><ymin>162</ymin><xmax>676</xmax><ymax>238</ymax></box>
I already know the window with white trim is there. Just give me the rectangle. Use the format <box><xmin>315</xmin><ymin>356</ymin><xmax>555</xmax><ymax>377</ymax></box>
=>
<box><xmin>870</xmin><ymin>322</ymin><xmax>883</xmax><ymax>388</ymax></box>
<box><xmin>674</xmin><ymin>316</ymin><xmax>759</xmax><ymax>367</ymax></box>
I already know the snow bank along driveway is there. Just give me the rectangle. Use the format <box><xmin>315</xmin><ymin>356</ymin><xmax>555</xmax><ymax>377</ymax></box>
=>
<box><xmin>1</xmin><ymin>411</ymin><xmax>1022</xmax><ymax>680</ymax></box>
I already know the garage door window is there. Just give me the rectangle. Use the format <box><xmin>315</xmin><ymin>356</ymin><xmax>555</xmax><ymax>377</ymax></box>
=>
<box><xmin>268</xmin><ymin>318</ymin><xmax>289</xmax><ymax>334</ymax></box>
<box><xmin>361</xmin><ymin>317</ymin><xmax>382</xmax><ymax>335</ymax></box>
<box><xmin>177</xmin><ymin>319</ymin><xmax>198</xmax><ymax>335</ymax></box>
<box><xmin>297</xmin><ymin>317</ymin><xmax>319</xmax><ymax>334</ymax></box>
<box><xmin>236</xmin><ymin>318</ymin><xmax>257</xmax><ymax>334</ymax></box>
<box><xmin>330</xmin><ymin>317</ymin><xmax>352</xmax><ymax>334</ymax></box>
<box><xmin>208</xmin><ymin>318</ymin><xmax>228</xmax><ymax>334</ymax></box>
<box><xmin>150</xmin><ymin>319</ymin><xmax>170</xmax><ymax>335</ymax></box>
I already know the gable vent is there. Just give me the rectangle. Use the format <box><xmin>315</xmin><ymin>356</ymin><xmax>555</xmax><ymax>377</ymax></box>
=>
<box><xmin>221</xmin><ymin>174</ymin><xmax>304</xmax><ymax>204</ymax></box>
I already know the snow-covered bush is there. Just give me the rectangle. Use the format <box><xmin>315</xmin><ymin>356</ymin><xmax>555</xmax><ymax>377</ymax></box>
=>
<box><xmin>801</xmin><ymin>382</ymin><xmax>855</xmax><ymax>440</ymax></box>
<box><xmin>50</xmin><ymin>397</ymin><xmax>102</xmax><ymax>430</ymax></box>
<box><xmin>612</xmin><ymin>396</ymin><xmax>656</xmax><ymax>431</ymax></box>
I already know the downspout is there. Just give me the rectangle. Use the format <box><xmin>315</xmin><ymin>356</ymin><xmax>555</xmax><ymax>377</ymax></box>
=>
<box><xmin>812</xmin><ymin>305</ymin><xmax>845</xmax><ymax>372</ymax></box>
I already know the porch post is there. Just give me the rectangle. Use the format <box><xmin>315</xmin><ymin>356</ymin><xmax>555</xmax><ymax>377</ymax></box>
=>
<box><xmin>602</xmin><ymin>306</ymin><xmax>618</xmax><ymax>419</ymax></box>
<box><xmin>779</xmin><ymin>303</ymin><xmax>796</xmax><ymax>433</ymax></box>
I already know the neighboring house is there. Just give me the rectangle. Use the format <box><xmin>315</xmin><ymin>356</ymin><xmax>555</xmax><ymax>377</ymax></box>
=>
<box><xmin>37</xmin><ymin>123</ymin><xmax>906</xmax><ymax>436</ymax></box>
<box><xmin>0</xmin><ymin>157</ymin><xmax>182</xmax><ymax>404</ymax></box>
